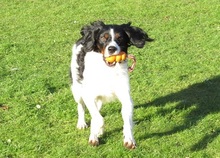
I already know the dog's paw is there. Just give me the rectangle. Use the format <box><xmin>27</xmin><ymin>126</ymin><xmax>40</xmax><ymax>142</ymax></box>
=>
<box><xmin>89</xmin><ymin>134</ymin><xmax>99</xmax><ymax>146</ymax></box>
<box><xmin>124</xmin><ymin>138</ymin><xmax>136</xmax><ymax>149</ymax></box>
<box><xmin>77</xmin><ymin>121</ymin><xmax>88</xmax><ymax>129</ymax></box>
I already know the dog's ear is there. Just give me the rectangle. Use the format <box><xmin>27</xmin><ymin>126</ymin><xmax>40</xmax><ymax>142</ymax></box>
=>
<box><xmin>123</xmin><ymin>22</ymin><xmax>153</xmax><ymax>48</ymax></box>
<box><xmin>79</xmin><ymin>21</ymin><xmax>105</xmax><ymax>51</ymax></box>
<box><xmin>80</xmin><ymin>21</ymin><xmax>105</xmax><ymax>36</ymax></box>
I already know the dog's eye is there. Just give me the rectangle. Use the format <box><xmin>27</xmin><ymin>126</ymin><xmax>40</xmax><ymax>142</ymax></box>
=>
<box><xmin>117</xmin><ymin>36</ymin><xmax>123</xmax><ymax>41</ymax></box>
<box><xmin>100</xmin><ymin>36</ymin><xmax>106</xmax><ymax>42</ymax></box>
<box><xmin>116</xmin><ymin>36</ymin><xmax>123</xmax><ymax>44</ymax></box>
<box><xmin>100</xmin><ymin>33</ymin><xmax>111</xmax><ymax>43</ymax></box>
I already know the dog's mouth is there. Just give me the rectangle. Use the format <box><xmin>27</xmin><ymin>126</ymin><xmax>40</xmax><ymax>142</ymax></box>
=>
<box><xmin>102</xmin><ymin>54</ymin><xmax>136</xmax><ymax>72</ymax></box>
<box><xmin>103</xmin><ymin>51</ymin><xmax>127</xmax><ymax>67</ymax></box>
<box><xmin>104</xmin><ymin>59</ymin><xmax>117</xmax><ymax>67</ymax></box>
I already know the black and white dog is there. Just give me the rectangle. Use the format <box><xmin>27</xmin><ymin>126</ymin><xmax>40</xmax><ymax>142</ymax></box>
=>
<box><xmin>70</xmin><ymin>21</ymin><xmax>153</xmax><ymax>149</ymax></box>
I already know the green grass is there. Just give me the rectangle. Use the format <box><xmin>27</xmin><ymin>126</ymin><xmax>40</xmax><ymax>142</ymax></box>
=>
<box><xmin>1</xmin><ymin>0</ymin><xmax>219</xmax><ymax>157</ymax></box>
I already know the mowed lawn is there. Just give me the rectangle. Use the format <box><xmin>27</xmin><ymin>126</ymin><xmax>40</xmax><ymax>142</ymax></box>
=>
<box><xmin>0</xmin><ymin>0</ymin><xmax>219</xmax><ymax>157</ymax></box>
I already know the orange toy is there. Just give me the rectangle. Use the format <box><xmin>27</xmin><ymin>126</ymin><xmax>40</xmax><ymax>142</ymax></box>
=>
<box><xmin>105</xmin><ymin>51</ymin><xmax>127</xmax><ymax>63</ymax></box>
<box><xmin>104</xmin><ymin>52</ymin><xmax>136</xmax><ymax>72</ymax></box>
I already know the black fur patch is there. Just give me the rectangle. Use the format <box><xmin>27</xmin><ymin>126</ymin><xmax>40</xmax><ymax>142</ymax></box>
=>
<box><xmin>76</xmin><ymin>47</ymin><xmax>87</xmax><ymax>82</ymax></box>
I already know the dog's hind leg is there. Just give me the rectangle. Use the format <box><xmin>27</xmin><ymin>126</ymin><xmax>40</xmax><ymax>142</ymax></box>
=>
<box><xmin>71</xmin><ymin>83</ymin><xmax>88</xmax><ymax>129</ymax></box>
<box><xmin>95</xmin><ymin>99</ymin><xmax>104</xmax><ymax>136</ymax></box>
<box><xmin>95</xmin><ymin>98</ymin><xmax>103</xmax><ymax>111</ymax></box>
<box><xmin>76</xmin><ymin>100</ymin><xmax>88</xmax><ymax>129</ymax></box>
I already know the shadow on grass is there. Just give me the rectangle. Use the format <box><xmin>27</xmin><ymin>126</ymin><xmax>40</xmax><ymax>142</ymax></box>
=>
<box><xmin>136</xmin><ymin>75</ymin><xmax>220</xmax><ymax>151</ymax></box>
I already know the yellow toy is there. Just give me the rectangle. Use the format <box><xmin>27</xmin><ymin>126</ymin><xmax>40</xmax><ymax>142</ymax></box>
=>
<box><xmin>105</xmin><ymin>51</ymin><xmax>127</xmax><ymax>63</ymax></box>
<box><xmin>104</xmin><ymin>52</ymin><xmax>136</xmax><ymax>72</ymax></box>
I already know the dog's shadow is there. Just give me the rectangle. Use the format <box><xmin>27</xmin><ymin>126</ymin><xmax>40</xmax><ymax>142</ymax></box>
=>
<box><xmin>136</xmin><ymin>75</ymin><xmax>220</xmax><ymax>151</ymax></box>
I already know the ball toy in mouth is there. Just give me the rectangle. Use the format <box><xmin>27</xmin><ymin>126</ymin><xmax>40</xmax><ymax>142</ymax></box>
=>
<box><xmin>105</xmin><ymin>51</ymin><xmax>127</xmax><ymax>63</ymax></box>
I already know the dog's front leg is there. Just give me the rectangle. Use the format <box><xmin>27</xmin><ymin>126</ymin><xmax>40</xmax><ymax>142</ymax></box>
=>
<box><xmin>117</xmin><ymin>89</ymin><xmax>136</xmax><ymax>149</ymax></box>
<box><xmin>83</xmin><ymin>96</ymin><xmax>104</xmax><ymax>146</ymax></box>
<box><xmin>121</xmin><ymin>99</ymin><xmax>136</xmax><ymax>149</ymax></box>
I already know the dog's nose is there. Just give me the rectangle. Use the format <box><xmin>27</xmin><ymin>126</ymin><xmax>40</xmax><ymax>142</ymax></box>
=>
<box><xmin>108</xmin><ymin>46</ymin><xmax>117</xmax><ymax>54</ymax></box>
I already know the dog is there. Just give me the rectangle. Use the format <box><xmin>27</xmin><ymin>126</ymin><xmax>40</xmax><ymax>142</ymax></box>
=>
<box><xmin>70</xmin><ymin>21</ymin><xmax>153</xmax><ymax>149</ymax></box>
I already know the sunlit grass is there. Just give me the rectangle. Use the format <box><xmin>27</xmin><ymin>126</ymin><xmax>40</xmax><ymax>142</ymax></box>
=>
<box><xmin>0</xmin><ymin>0</ymin><xmax>219</xmax><ymax>157</ymax></box>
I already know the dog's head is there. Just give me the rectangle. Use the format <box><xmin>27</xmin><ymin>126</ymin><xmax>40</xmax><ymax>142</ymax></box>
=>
<box><xmin>77</xmin><ymin>21</ymin><xmax>153</xmax><ymax>66</ymax></box>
